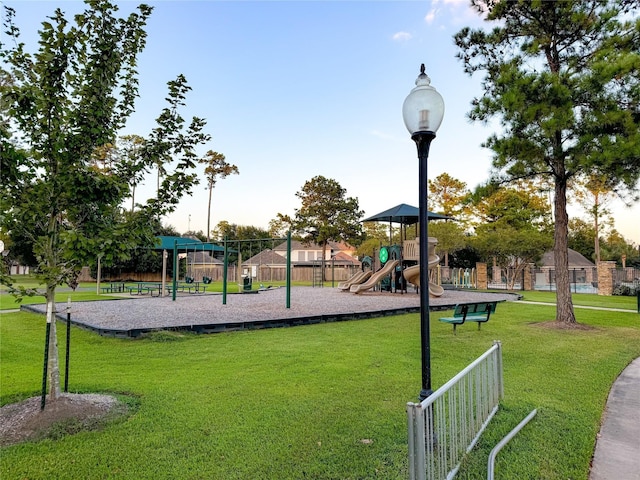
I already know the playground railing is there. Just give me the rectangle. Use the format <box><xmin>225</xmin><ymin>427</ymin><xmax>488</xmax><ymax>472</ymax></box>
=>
<box><xmin>407</xmin><ymin>341</ymin><xmax>503</xmax><ymax>480</ymax></box>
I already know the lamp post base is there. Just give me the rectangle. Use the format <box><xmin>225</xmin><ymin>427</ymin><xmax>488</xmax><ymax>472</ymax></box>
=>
<box><xmin>418</xmin><ymin>388</ymin><xmax>433</xmax><ymax>402</ymax></box>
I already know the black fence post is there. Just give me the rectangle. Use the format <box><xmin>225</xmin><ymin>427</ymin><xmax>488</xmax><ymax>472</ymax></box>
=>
<box><xmin>41</xmin><ymin>322</ymin><xmax>51</xmax><ymax>410</ymax></box>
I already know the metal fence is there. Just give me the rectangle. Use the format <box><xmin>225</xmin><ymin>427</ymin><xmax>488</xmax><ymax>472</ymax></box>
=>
<box><xmin>407</xmin><ymin>342</ymin><xmax>504</xmax><ymax>480</ymax></box>
<box><xmin>533</xmin><ymin>267</ymin><xmax>598</xmax><ymax>293</ymax></box>
<box><xmin>612</xmin><ymin>267</ymin><xmax>640</xmax><ymax>293</ymax></box>
<box><xmin>487</xmin><ymin>266</ymin><xmax>524</xmax><ymax>290</ymax></box>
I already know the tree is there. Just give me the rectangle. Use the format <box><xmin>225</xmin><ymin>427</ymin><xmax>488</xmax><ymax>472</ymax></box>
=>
<box><xmin>0</xmin><ymin>1</ymin><xmax>210</xmax><ymax>406</ymax></box>
<box><xmin>600</xmin><ymin>229</ymin><xmax>640</xmax><ymax>266</ymax></box>
<box><xmin>289</xmin><ymin>176</ymin><xmax>364</xmax><ymax>265</ymax></box>
<box><xmin>268</xmin><ymin>213</ymin><xmax>294</xmax><ymax>238</ymax></box>
<box><xmin>455</xmin><ymin>0</ymin><xmax>640</xmax><ymax>324</ymax></box>
<box><xmin>90</xmin><ymin>134</ymin><xmax>147</xmax><ymax>212</ymax></box>
<box><xmin>472</xmin><ymin>224</ymin><xmax>552</xmax><ymax>289</ymax></box>
<box><xmin>199</xmin><ymin>151</ymin><xmax>239</xmax><ymax>241</ymax></box>
<box><xmin>568</xmin><ymin>218</ymin><xmax>597</xmax><ymax>261</ymax></box>
<box><xmin>428</xmin><ymin>173</ymin><xmax>471</xmax><ymax>224</ymax></box>
<box><xmin>427</xmin><ymin>221</ymin><xmax>467</xmax><ymax>267</ymax></box>
<box><xmin>471</xmin><ymin>181</ymin><xmax>551</xmax><ymax>230</ymax></box>
<box><xmin>571</xmin><ymin>174</ymin><xmax>615</xmax><ymax>263</ymax></box>
<box><xmin>469</xmin><ymin>184</ymin><xmax>553</xmax><ymax>289</ymax></box>
<box><xmin>213</xmin><ymin>221</ymin><xmax>271</xmax><ymax>264</ymax></box>
<box><xmin>355</xmin><ymin>222</ymin><xmax>390</xmax><ymax>258</ymax></box>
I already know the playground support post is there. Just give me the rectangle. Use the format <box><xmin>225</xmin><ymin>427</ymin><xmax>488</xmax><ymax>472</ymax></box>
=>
<box><xmin>286</xmin><ymin>231</ymin><xmax>291</xmax><ymax>309</ymax></box>
<box><xmin>96</xmin><ymin>255</ymin><xmax>101</xmax><ymax>295</ymax></box>
<box><xmin>223</xmin><ymin>237</ymin><xmax>228</xmax><ymax>305</ymax></box>
<box><xmin>172</xmin><ymin>240</ymin><xmax>178</xmax><ymax>301</ymax></box>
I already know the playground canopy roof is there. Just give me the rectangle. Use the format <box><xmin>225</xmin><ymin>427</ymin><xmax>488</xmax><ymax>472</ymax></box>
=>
<box><xmin>361</xmin><ymin>203</ymin><xmax>452</xmax><ymax>225</ymax></box>
<box><xmin>155</xmin><ymin>236</ymin><xmax>226</xmax><ymax>252</ymax></box>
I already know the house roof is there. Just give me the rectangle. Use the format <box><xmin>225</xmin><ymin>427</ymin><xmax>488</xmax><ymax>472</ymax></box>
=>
<box><xmin>243</xmin><ymin>249</ymin><xmax>287</xmax><ymax>265</ymax></box>
<box><xmin>331</xmin><ymin>251</ymin><xmax>361</xmax><ymax>266</ymax></box>
<box><xmin>540</xmin><ymin>248</ymin><xmax>595</xmax><ymax>267</ymax></box>
<box><xmin>272</xmin><ymin>239</ymin><xmax>352</xmax><ymax>252</ymax></box>
<box><xmin>187</xmin><ymin>252</ymin><xmax>223</xmax><ymax>265</ymax></box>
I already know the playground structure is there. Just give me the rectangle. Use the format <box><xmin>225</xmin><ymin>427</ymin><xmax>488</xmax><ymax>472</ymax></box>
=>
<box><xmin>359</xmin><ymin>203</ymin><xmax>450</xmax><ymax>297</ymax></box>
<box><xmin>350</xmin><ymin>260</ymin><xmax>399</xmax><ymax>293</ymax></box>
<box><xmin>401</xmin><ymin>237</ymin><xmax>444</xmax><ymax>297</ymax></box>
<box><xmin>337</xmin><ymin>270</ymin><xmax>372</xmax><ymax>291</ymax></box>
<box><xmin>344</xmin><ymin>237</ymin><xmax>444</xmax><ymax>297</ymax></box>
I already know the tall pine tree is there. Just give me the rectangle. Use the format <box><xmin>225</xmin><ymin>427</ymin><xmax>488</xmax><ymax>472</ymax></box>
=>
<box><xmin>455</xmin><ymin>0</ymin><xmax>640</xmax><ymax>324</ymax></box>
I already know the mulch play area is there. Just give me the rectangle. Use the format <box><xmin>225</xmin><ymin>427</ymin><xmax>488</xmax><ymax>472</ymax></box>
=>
<box><xmin>22</xmin><ymin>287</ymin><xmax>519</xmax><ymax>337</ymax></box>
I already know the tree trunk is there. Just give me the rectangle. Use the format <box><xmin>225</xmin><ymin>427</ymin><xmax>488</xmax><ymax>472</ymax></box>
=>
<box><xmin>45</xmin><ymin>285</ymin><xmax>61</xmax><ymax>403</ymax></box>
<box><xmin>321</xmin><ymin>242</ymin><xmax>327</xmax><ymax>284</ymax></box>
<box><xmin>554</xmin><ymin>178</ymin><xmax>577</xmax><ymax>324</ymax></box>
<box><xmin>594</xmin><ymin>207</ymin><xmax>600</xmax><ymax>263</ymax></box>
<box><xmin>207</xmin><ymin>185</ymin><xmax>213</xmax><ymax>242</ymax></box>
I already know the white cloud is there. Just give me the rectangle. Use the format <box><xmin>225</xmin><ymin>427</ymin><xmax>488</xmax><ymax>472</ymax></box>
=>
<box><xmin>425</xmin><ymin>0</ymin><xmax>487</xmax><ymax>27</ymax></box>
<box><xmin>425</xmin><ymin>8</ymin><xmax>438</xmax><ymax>24</ymax></box>
<box><xmin>392</xmin><ymin>31</ymin><xmax>412</xmax><ymax>42</ymax></box>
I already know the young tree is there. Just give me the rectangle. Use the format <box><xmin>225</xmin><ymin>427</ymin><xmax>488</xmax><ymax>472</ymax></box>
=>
<box><xmin>0</xmin><ymin>1</ymin><xmax>210</xmax><ymax>406</ymax></box>
<box><xmin>455</xmin><ymin>0</ymin><xmax>640</xmax><ymax>324</ymax></box>
<box><xmin>571</xmin><ymin>174</ymin><xmax>616</xmax><ymax>263</ymax></box>
<box><xmin>469</xmin><ymin>184</ymin><xmax>553</xmax><ymax>289</ymax></box>
<box><xmin>290</xmin><ymin>175</ymin><xmax>364</xmax><ymax>265</ymax></box>
<box><xmin>568</xmin><ymin>218</ymin><xmax>597</xmax><ymax>262</ymax></box>
<box><xmin>199</xmin><ymin>151</ymin><xmax>239</xmax><ymax>241</ymax></box>
<box><xmin>427</xmin><ymin>221</ymin><xmax>467</xmax><ymax>267</ymax></box>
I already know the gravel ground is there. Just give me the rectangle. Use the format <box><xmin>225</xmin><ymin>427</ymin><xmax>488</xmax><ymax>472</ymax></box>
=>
<box><xmin>22</xmin><ymin>287</ymin><xmax>520</xmax><ymax>335</ymax></box>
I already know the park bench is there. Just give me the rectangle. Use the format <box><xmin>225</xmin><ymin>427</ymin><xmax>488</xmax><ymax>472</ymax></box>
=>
<box><xmin>438</xmin><ymin>301</ymin><xmax>498</xmax><ymax>334</ymax></box>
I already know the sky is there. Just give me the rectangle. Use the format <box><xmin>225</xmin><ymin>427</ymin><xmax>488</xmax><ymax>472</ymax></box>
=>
<box><xmin>6</xmin><ymin>0</ymin><xmax>640</xmax><ymax>245</ymax></box>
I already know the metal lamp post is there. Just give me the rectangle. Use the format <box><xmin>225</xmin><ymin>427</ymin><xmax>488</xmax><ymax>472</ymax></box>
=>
<box><xmin>402</xmin><ymin>64</ymin><xmax>445</xmax><ymax>401</ymax></box>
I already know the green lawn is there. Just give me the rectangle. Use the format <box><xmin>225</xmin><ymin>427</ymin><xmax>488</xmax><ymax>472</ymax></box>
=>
<box><xmin>518</xmin><ymin>289</ymin><xmax>638</xmax><ymax>310</ymax></box>
<box><xmin>0</xmin><ymin>276</ymin><xmax>301</xmax><ymax>310</ymax></box>
<box><xmin>1</xmin><ymin>288</ymin><xmax>639</xmax><ymax>478</ymax></box>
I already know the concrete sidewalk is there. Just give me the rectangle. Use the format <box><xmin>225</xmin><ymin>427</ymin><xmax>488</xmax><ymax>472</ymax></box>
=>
<box><xmin>590</xmin><ymin>357</ymin><xmax>640</xmax><ymax>480</ymax></box>
<box><xmin>517</xmin><ymin>300</ymin><xmax>637</xmax><ymax>313</ymax></box>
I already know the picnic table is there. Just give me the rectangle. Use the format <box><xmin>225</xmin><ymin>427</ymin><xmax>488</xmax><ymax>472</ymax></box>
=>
<box><xmin>166</xmin><ymin>281</ymin><xmax>208</xmax><ymax>295</ymax></box>
<box><xmin>100</xmin><ymin>282</ymin><xmax>125</xmax><ymax>294</ymax></box>
<box><xmin>127</xmin><ymin>282</ymin><xmax>163</xmax><ymax>297</ymax></box>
